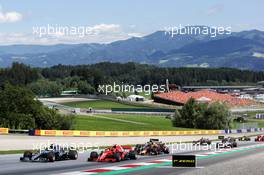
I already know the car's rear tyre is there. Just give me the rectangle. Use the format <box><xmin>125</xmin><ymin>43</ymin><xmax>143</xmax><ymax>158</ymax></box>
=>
<box><xmin>69</xmin><ymin>150</ymin><xmax>78</xmax><ymax>160</ymax></box>
<box><xmin>128</xmin><ymin>151</ymin><xmax>137</xmax><ymax>160</ymax></box>
<box><xmin>47</xmin><ymin>152</ymin><xmax>55</xmax><ymax>162</ymax></box>
<box><xmin>88</xmin><ymin>151</ymin><xmax>98</xmax><ymax>161</ymax></box>
<box><xmin>114</xmin><ymin>152</ymin><xmax>121</xmax><ymax>162</ymax></box>
<box><xmin>163</xmin><ymin>148</ymin><xmax>169</xmax><ymax>154</ymax></box>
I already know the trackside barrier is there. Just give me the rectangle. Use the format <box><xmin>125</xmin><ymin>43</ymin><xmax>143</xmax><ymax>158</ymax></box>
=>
<box><xmin>0</xmin><ymin>128</ymin><xmax>9</xmax><ymax>134</ymax></box>
<box><xmin>29</xmin><ymin>128</ymin><xmax>264</xmax><ymax>137</ymax></box>
<box><xmin>111</xmin><ymin>108</ymin><xmax>175</xmax><ymax>113</ymax></box>
<box><xmin>9</xmin><ymin>129</ymin><xmax>29</xmax><ymax>134</ymax></box>
<box><xmin>222</xmin><ymin>128</ymin><xmax>264</xmax><ymax>134</ymax></box>
<box><xmin>30</xmin><ymin>130</ymin><xmax>220</xmax><ymax>137</ymax></box>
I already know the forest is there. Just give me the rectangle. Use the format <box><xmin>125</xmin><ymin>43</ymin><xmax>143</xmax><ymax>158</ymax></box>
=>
<box><xmin>1</xmin><ymin>62</ymin><xmax>264</xmax><ymax>97</ymax></box>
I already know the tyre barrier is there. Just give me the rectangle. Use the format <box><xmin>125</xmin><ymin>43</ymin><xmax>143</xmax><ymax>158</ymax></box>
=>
<box><xmin>9</xmin><ymin>129</ymin><xmax>29</xmax><ymax>134</ymax></box>
<box><xmin>0</xmin><ymin>128</ymin><xmax>9</xmax><ymax>134</ymax></box>
<box><xmin>1</xmin><ymin>128</ymin><xmax>263</xmax><ymax>137</ymax></box>
<box><xmin>28</xmin><ymin>128</ymin><xmax>264</xmax><ymax>137</ymax></box>
<box><xmin>28</xmin><ymin>130</ymin><xmax>220</xmax><ymax>137</ymax></box>
<box><xmin>220</xmin><ymin>128</ymin><xmax>264</xmax><ymax>134</ymax></box>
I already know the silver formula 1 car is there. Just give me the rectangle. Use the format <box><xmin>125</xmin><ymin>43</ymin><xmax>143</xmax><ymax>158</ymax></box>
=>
<box><xmin>20</xmin><ymin>144</ymin><xmax>78</xmax><ymax>162</ymax></box>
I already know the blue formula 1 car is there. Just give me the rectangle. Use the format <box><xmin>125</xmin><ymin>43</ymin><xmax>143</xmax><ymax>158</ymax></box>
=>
<box><xmin>20</xmin><ymin>144</ymin><xmax>78</xmax><ymax>162</ymax></box>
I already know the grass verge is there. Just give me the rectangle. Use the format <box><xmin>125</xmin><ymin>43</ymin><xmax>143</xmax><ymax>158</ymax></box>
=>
<box><xmin>63</xmin><ymin>99</ymin><xmax>149</xmax><ymax>109</ymax></box>
<box><xmin>73</xmin><ymin>114</ymin><xmax>196</xmax><ymax>131</ymax></box>
<box><xmin>0</xmin><ymin>150</ymin><xmax>31</xmax><ymax>155</ymax></box>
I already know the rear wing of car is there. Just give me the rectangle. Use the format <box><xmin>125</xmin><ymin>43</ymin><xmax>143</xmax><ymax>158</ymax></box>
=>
<box><xmin>122</xmin><ymin>145</ymin><xmax>132</xmax><ymax>150</ymax></box>
<box><xmin>150</xmin><ymin>138</ymin><xmax>159</xmax><ymax>142</ymax></box>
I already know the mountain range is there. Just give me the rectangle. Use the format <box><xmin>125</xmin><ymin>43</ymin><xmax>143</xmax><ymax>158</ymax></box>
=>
<box><xmin>0</xmin><ymin>28</ymin><xmax>264</xmax><ymax>70</ymax></box>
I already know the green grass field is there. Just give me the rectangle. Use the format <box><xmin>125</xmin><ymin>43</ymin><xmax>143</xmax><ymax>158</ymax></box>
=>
<box><xmin>232</xmin><ymin>111</ymin><xmax>264</xmax><ymax>129</ymax></box>
<box><xmin>232</xmin><ymin>119</ymin><xmax>264</xmax><ymax>129</ymax></box>
<box><xmin>73</xmin><ymin>114</ymin><xmax>196</xmax><ymax>131</ymax></box>
<box><xmin>0</xmin><ymin>150</ymin><xmax>30</xmax><ymax>155</ymax></box>
<box><xmin>63</xmin><ymin>100</ymin><xmax>149</xmax><ymax>109</ymax></box>
<box><xmin>247</xmin><ymin>119</ymin><xmax>264</xmax><ymax>128</ymax></box>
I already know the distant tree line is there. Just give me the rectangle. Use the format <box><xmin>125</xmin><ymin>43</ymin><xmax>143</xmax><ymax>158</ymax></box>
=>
<box><xmin>0</xmin><ymin>62</ymin><xmax>261</xmax><ymax>130</ymax></box>
<box><xmin>1</xmin><ymin>62</ymin><xmax>264</xmax><ymax>97</ymax></box>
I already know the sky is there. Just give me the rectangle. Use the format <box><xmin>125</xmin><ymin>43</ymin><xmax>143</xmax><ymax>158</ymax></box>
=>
<box><xmin>0</xmin><ymin>0</ymin><xmax>263</xmax><ymax>45</ymax></box>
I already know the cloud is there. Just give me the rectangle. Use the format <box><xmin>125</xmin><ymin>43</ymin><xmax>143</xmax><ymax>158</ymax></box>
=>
<box><xmin>32</xmin><ymin>23</ymin><xmax>122</xmax><ymax>37</ymax></box>
<box><xmin>0</xmin><ymin>31</ymin><xmax>140</xmax><ymax>45</ymax></box>
<box><xmin>90</xmin><ymin>24</ymin><xmax>121</xmax><ymax>33</ymax></box>
<box><xmin>127</xmin><ymin>33</ymin><xmax>144</xmax><ymax>37</ymax></box>
<box><xmin>206</xmin><ymin>4</ymin><xmax>224</xmax><ymax>15</ymax></box>
<box><xmin>0</xmin><ymin>11</ymin><xmax>22</xmax><ymax>23</ymax></box>
<box><xmin>0</xmin><ymin>24</ymin><xmax>147</xmax><ymax>45</ymax></box>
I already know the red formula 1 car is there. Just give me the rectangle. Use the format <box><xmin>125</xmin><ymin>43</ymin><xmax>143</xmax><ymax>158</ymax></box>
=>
<box><xmin>255</xmin><ymin>135</ymin><xmax>264</xmax><ymax>142</ymax></box>
<box><xmin>87</xmin><ymin>144</ymin><xmax>137</xmax><ymax>162</ymax></box>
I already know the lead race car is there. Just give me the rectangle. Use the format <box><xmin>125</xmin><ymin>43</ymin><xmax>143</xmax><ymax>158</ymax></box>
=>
<box><xmin>88</xmin><ymin>144</ymin><xmax>137</xmax><ymax>162</ymax></box>
<box><xmin>134</xmin><ymin>139</ymin><xmax>169</xmax><ymax>155</ymax></box>
<box><xmin>20</xmin><ymin>144</ymin><xmax>78</xmax><ymax>162</ymax></box>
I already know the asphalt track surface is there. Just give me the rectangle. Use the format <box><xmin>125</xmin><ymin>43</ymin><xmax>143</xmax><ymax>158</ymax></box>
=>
<box><xmin>1</xmin><ymin>132</ymin><xmax>262</xmax><ymax>150</ymax></box>
<box><xmin>0</xmin><ymin>140</ymin><xmax>263</xmax><ymax>175</ymax></box>
<box><xmin>119</xmin><ymin>144</ymin><xmax>264</xmax><ymax>175</ymax></box>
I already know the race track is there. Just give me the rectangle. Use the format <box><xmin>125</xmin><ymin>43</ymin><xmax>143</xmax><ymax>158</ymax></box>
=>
<box><xmin>0</xmin><ymin>139</ymin><xmax>263</xmax><ymax>175</ymax></box>
<box><xmin>117</xmin><ymin>145</ymin><xmax>264</xmax><ymax>175</ymax></box>
<box><xmin>1</xmin><ymin>131</ymin><xmax>263</xmax><ymax>150</ymax></box>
